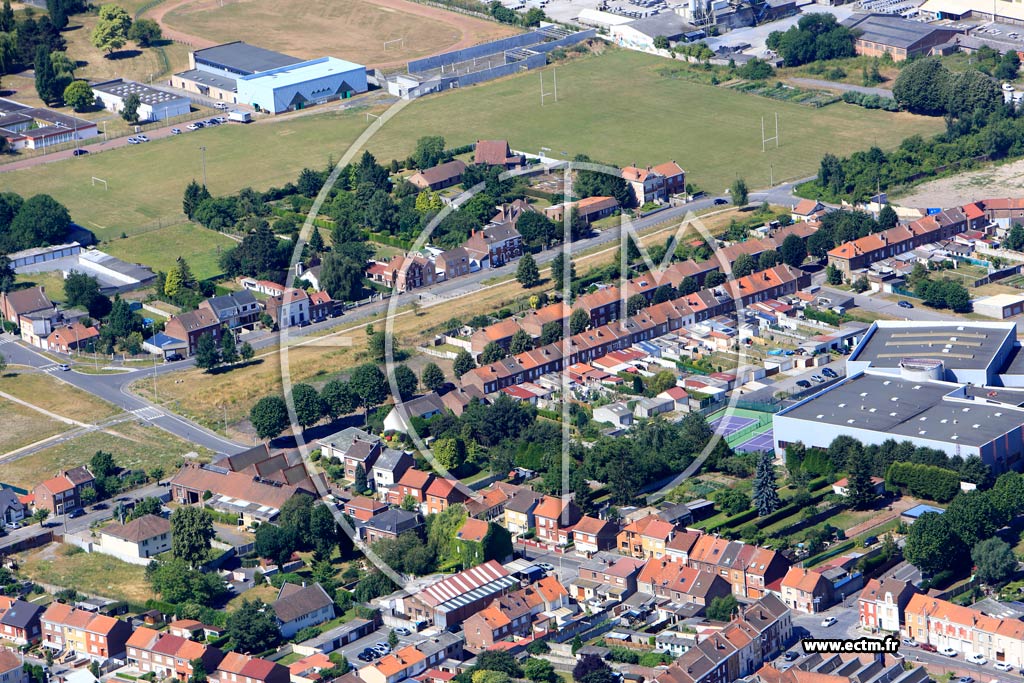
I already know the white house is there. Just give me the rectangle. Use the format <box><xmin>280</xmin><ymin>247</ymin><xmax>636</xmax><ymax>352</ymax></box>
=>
<box><xmin>832</xmin><ymin>476</ymin><xmax>885</xmax><ymax>497</ymax></box>
<box><xmin>0</xmin><ymin>489</ymin><xmax>25</xmax><ymax>527</ymax></box>
<box><xmin>272</xmin><ymin>583</ymin><xmax>335</xmax><ymax>639</ymax></box>
<box><xmin>98</xmin><ymin>514</ymin><xmax>171</xmax><ymax>565</ymax></box>
<box><xmin>91</xmin><ymin>79</ymin><xmax>191</xmax><ymax>122</ymax></box>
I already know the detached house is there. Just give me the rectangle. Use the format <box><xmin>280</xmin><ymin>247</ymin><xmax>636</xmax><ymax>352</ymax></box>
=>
<box><xmin>409</xmin><ymin>160</ymin><xmax>466</xmax><ymax>191</ymax></box>
<box><xmin>474</xmin><ymin>140</ymin><xmax>524</xmax><ymax>169</ymax></box>
<box><xmin>318</xmin><ymin>427</ymin><xmax>383</xmax><ymax>483</ymax></box>
<box><xmin>98</xmin><ymin>514</ymin><xmax>172</xmax><ymax>565</ymax></box>
<box><xmin>0</xmin><ymin>488</ymin><xmax>26</xmax><ymax>527</ymax></box>
<box><xmin>164</xmin><ymin>308</ymin><xmax>221</xmax><ymax>356</ymax></box>
<box><xmin>272</xmin><ymin>583</ymin><xmax>335</xmax><ymax>639</ymax></box>
<box><xmin>621</xmin><ymin>161</ymin><xmax>685</xmax><ymax>205</ymax></box>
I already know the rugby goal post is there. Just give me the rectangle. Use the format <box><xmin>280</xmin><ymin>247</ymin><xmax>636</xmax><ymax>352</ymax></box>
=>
<box><xmin>91</xmin><ymin>177</ymin><xmax>108</xmax><ymax>190</ymax></box>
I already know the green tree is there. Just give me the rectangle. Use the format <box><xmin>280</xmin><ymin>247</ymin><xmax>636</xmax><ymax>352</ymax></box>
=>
<box><xmin>516</xmin><ymin>252</ymin><xmax>540</xmax><ymax>288</ymax></box>
<box><xmin>170</xmin><ymin>506</ymin><xmax>215</xmax><ymax>568</ymax></box>
<box><xmin>309</xmin><ymin>502</ymin><xmax>339</xmax><ymax>559</ymax></box>
<box><xmin>904</xmin><ymin>511</ymin><xmax>963</xmax><ymax>575</ymax></box>
<box><xmin>226</xmin><ymin>599</ymin><xmax>282</xmax><ymax>653</ymax></box>
<box><xmin>893</xmin><ymin>58</ymin><xmax>950</xmax><ymax>116</ymax></box>
<box><xmin>715</xmin><ymin>488</ymin><xmax>749</xmax><ymax>516</ymax></box>
<box><xmin>945</xmin><ymin>490</ymin><xmax>1004</xmax><ymax>549</ymax></box>
<box><xmin>255</xmin><ymin>518</ymin><xmax>297</xmax><ymax>567</ymax></box>
<box><xmin>973</xmin><ymin>537</ymin><xmax>1017</xmax><ymax>587</ymax></box>
<box><xmin>626</xmin><ymin>293</ymin><xmax>647</xmax><ymax>316</ymax></box>
<box><xmin>354</xmin><ymin>464</ymin><xmax>368</xmax><ymax>492</ymax></box>
<box><xmin>62</xmin><ymin>80</ymin><xmax>94</xmax><ymax>111</ymax></box>
<box><xmin>732</xmin><ymin>253</ymin><xmax>755</xmax><ymax>278</ymax></box>
<box><xmin>421</xmin><ymin>362</ymin><xmax>445</xmax><ymax>392</ymax></box>
<box><xmin>392</xmin><ymin>364</ymin><xmax>418</xmax><ymax>400</ymax></box>
<box><xmin>845</xmin><ymin>448</ymin><xmax>877</xmax><ymax>510</ymax></box>
<box><xmin>401</xmin><ymin>494</ymin><xmax>418</xmax><ymax>511</ymax></box>
<box><xmin>291</xmin><ymin>383</ymin><xmax>324</xmax><ymax>428</ymax></box>
<box><xmin>550</xmin><ymin>253</ymin><xmax>575</xmax><ymax>292</ymax></box>
<box><xmin>388</xmin><ymin>629</ymin><xmax>399</xmax><ymax>649</ymax></box>
<box><xmin>752</xmin><ymin>450</ymin><xmax>781</xmax><ymax>516</ymax></box>
<box><xmin>33</xmin><ymin>45</ymin><xmax>57</xmax><ymax>105</ymax></box>
<box><xmin>706</xmin><ymin>594</ymin><xmax>740</xmax><ymax>621</ymax></box>
<box><xmin>758</xmin><ymin>250</ymin><xmax>781</xmax><ymax>270</ymax></box>
<box><xmin>877</xmin><ymin>204</ymin><xmax>898</xmax><ymax>229</ymax></box>
<box><xmin>182</xmin><ymin>181</ymin><xmax>211</xmax><ymax>221</ymax></box>
<box><xmin>0</xmin><ymin>0</ymin><xmax>13</xmax><ymax>32</ymax></box>
<box><xmin>653</xmin><ymin>35</ymin><xmax>669</xmax><ymax>50</ymax></box>
<box><xmin>480</xmin><ymin>341</ymin><xmax>505</xmax><ymax>364</ymax></box>
<box><xmin>308</xmin><ymin>226</ymin><xmax>324</xmax><ymax>254</ymax></box>
<box><xmin>91</xmin><ymin>4</ymin><xmax>132</xmax><ymax>54</ymax></box>
<box><xmin>780</xmin><ymin>234</ymin><xmax>807</xmax><ymax>267</ymax></box>
<box><xmin>188</xmin><ymin>659</ymin><xmax>207</xmax><ymax>683</ymax></box>
<box><xmin>240</xmin><ymin>341</ymin><xmax>254</xmax><ymax>362</ymax></box>
<box><xmin>523</xmin><ymin>659</ymin><xmax>557</xmax><ymax>683</ymax></box>
<box><xmin>220</xmin><ymin>331</ymin><xmax>238</xmax><ymax>365</ymax></box>
<box><xmin>731</xmin><ymin>177</ymin><xmax>749</xmax><ymax>206</ymax></box>
<box><xmin>569</xmin><ymin>307</ymin><xmax>590</xmax><ymax>334</ymax></box>
<box><xmin>120</xmin><ymin>92</ymin><xmax>140</xmax><ymax>123</ymax></box>
<box><xmin>826</xmin><ymin>263</ymin><xmax>843</xmax><ymax>285</ymax></box>
<box><xmin>250</xmin><ymin>395</ymin><xmax>290</xmax><ymax>439</ymax></box>
<box><xmin>194</xmin><ymin>332</ymin><xmax>220</xmax><ymax>372</ymax></box>
<box><xmin>412</xmin><ymin>135</ymin><xmax>446</xmax><ymax>169</ymax></box>
<box><xmin>349</xmin><ymin>363</ymin><xmax>388</xmax><ymax>415</ymax></box>
<box><xmin>433</xmin><ymin>437</ymin><xmax>466</xmax><ymax>471</ymax></box>
<box><xmin>127</xmin><ymin>17</ymin><xmax>161</xmax><ymax>46</ymax></box>
<box><xmin>453</xmin><ymin>349</ymin><xmax>476</xmax><ymax>378</ymax></box>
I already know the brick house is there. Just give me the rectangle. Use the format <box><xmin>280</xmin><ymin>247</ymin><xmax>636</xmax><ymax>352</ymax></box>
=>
<box><xmin>33</xmin><ymin>467</ymin><xmax>94</xmax><ymax>515</ymax></box>
<box><xmin>463</xmin><ymin>592</ymin><xmax>533</xmax><ymax>651</ymax></box>
<box><xmin>264</xmin><ymin>288</ymin><xmax>309</xmax><ymax>328</ymax></box>
<box><xmin>164</xmin><ymin>308</ymin><xmax>221</xmax><ymax>356</ymax></box>
<box><xmin>858</xmin><ymin>578</ymin><xmax>919</xmax><ymax>633</ymax></box>
<box><xmin>533</xmin><ymin>496</ymin><xmax>582</xmax><ymax>547</ymax></box>
<box><xmin>210</xmin><ymin>653</ymin><xmax>289</xmax><ymax>683</ymax></box>
<box><xmin>780</xmin><ymin>567</ymin><xmax>832</xmax><ymax>614</ymax></box>
<box><xmin>436</xmin><ymin>247</ymin><xmax>471</xmax><ymax>281</ymax></box>
<box><xmin>40</xmin><ymin>603</ymin><xmax>131</xmax><ymax>663</ymax></box>
<box><xmin>425</xmin><ymin>477</ymin><xmax>468</xmax><ymax>515</ymax></box>
<box><xmin>474</xmin><ymin>140</ymin><xmax>524</xmax><ymax>169</ymax></box>
<box><xmin>0</xmin><ymin>596</ymin><xmax>42</xmax><ymax>645</ymax></box>
<box><xmin>571</xmin><ymin>515</ymin><xmax>618</xmax><ymax>554</ymax></box>
<box><xmin>408</xmin><ymin>160</ymin><xmax>466</xmax><ymax>191</ymax></box>
<box><xmin>463</xmin><ymin>225</ymin><xmax>523</xmax><ymax>269</ymax></box>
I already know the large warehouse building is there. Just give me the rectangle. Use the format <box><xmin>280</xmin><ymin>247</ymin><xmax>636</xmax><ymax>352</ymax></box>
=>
<box><xmin>773</xmin><ymin>321</ymin><xmax>1024</xmax><ymax>472</ymax></box>
<box><xmin>92</xmin><ymin>79</ymin><xmax>191</xmax><ymax>122</ymax></box>
<box><xmin>173</xmin><ymin>41</ymin><xmax>366</xmax><ymax>113</ymax></box>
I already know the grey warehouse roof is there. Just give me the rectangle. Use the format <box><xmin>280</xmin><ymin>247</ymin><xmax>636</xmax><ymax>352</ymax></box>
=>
<box><xmin>91</xmin><ymin>79</ymin><xmax>187</xmax><ymax>106</ymax></box>
<box><xmin>849</xmin><ymin>323</ymin><xmax>1014</xmax><ymax>370</ymax></box>
<box><xmin>174</xmin><ymin>68</ymin><xmax>239</xmax><ymax>92</ymax></box>
<box><xmin>193</xmin><ymin>41</ymin><xmax>302</xmax><ymax>75</ymax></box>
<box><xmin>843</xmin><ymin>14</ymin><xmax>961</xmax><ymax>49</ymax></box>
<box><xmin>624</xmin><ymin>12</ymin><xmax>694</xmax><ymax>39</ymax></box>
<box><xmin>781</xmin><ymin>371</ymin><xmax>1024</xmax><ymax>447</ymax></box>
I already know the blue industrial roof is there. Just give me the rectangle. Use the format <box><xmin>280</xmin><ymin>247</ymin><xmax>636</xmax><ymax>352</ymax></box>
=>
<box><xmin>902</xmin><ymin>504</ymin><xmax>945</xmax><ymax>518</ymax></box>
<box><xmin>239</xmin><ymin>56</ymin><xmax>365</xmax><ymax>89</ymax></box>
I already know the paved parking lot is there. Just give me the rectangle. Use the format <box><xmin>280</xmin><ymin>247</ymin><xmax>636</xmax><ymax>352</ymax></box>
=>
<box><xmin>338</xmin><ymin>625</ymin><xmax>424</xmax><ymax>669</ymax></box>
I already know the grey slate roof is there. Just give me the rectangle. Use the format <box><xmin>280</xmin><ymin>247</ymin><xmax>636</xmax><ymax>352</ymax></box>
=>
<box><xmin>273</xmin><ymin>582</ymin><xmax>334</xmax><ymax>624</ymax></box>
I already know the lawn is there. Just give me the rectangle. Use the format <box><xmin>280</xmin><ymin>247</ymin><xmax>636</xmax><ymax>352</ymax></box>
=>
<box><xmin>103</xmin><ymin>223</ymin><xmax>238</xmax><ymax>279</ymax></box>
<box><xmin>0</xmin><ymin>400</ymin><xmax>68</xmax><ymax>456</ymax></box>
<box><xmin>0</xmin><ymin>50</ymin><xmax>943</xmax><ymax>241</ymax></box>
<box><xmin>162</xmin><ymin>0</ymin><xmax>518</xmax><ymax>68</ymax></box>
<box><xmin>18</xmin><ymin>545</ymin><xmax>150</xmax><ymax>602</ymax></box>
<box><xmin>2</xmin><ymin>372</ymin><xmax>123</xmax><ymax>423</ymax></box>
<box><xmin>0</xmin><ymin>421</ymin><xmax>213</xmax><ymax>490</ymax></box>
<box><xmin>226</xmin><ymin>583</ymin><xmax>278</xmax><ymax>611</ymax></box>
<box><xmin>14</xmin><ymin>271</ymin><xmax>67</xmax><ymax>303</ymax></box>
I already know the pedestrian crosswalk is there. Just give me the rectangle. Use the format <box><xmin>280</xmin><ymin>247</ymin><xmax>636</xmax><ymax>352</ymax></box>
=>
<box><xmin>131</xmin><ymin>406</ymin><xmax>163</xmax><ymax>420</ymax></box>
<box><xmin>40</xmin><ymin>364</ymin><xmax>63</xmax><ymax>373</ymax></box>
<box><xmin>0</xmin><ymin>337</ymin><xmax>17</xmax><ymax>346</ymax></box>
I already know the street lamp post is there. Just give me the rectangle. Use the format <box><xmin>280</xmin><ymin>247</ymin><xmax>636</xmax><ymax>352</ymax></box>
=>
<box><xmin>199</xmin><ymin>146</ymin><xmax>207</xmax><ymax>186</ymax></box>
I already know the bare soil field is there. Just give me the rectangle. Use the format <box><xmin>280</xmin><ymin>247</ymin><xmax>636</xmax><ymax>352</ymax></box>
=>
<box><xmin>895</xmin><ymin>159</ymin><xmax>1024</xmax><ymax>209</ymax></box>
<box><xmin>160</xmin><ymin>0</ymin><xmax>520</xmax><ymax>69</ymax></box>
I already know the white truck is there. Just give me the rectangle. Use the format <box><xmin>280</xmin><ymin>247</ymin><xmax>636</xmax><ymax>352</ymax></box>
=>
<box><xmin>228</xmin><ymin>110</ymin><xmax>252</xmax><ymax>123</ymax></box>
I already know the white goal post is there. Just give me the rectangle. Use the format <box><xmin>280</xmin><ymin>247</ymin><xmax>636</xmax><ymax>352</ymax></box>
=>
<box><xmin>383</xmin><ymin>37</ymin><xmax>405</xmax><ymax>51</ymax></box>
<box><xmin>91</xmin><ymin>177</ymin><xmax>108</xmax><ymax>190</ymax></box>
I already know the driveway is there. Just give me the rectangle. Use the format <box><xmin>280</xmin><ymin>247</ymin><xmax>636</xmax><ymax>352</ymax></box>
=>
<box><xmin>788</xmin><ymin>78</ymin><xmax>894</xmax><ymax>99</ymax></box>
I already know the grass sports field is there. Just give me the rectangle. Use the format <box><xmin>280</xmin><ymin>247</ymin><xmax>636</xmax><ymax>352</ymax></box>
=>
<box><xmin>1</xmin><ymin>50</ymin><xmax>943</xmax><ymax>241</ymax></box>
<box><xmin>103</xmin><ymin>223</ymin><xmax>238</xmax><ymax>279</ymax></box>
<box><xmin>162</xmin><ymin>0</ymin><xmax>519</xmax><ymax>68</ymax></box>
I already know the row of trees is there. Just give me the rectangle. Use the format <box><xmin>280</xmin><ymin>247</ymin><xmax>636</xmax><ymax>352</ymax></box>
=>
<box><xmin>0</xmin><ymin>192</ymin><xmax>72</xmax><ymax>253</ymax></box>
<box><xmin>905</xmin><ymin>472</ymin><xmax>1024</xmax><ymax>582</ymax></box>
<box><xmin>766</xmin><ymin>14</ymin><xmax>855</xmax><ymax>67</ymax></box>
<box><xmin>248</xmin><ymin>358</ymin><xmax>442</xmax><ymax>439</ymax></box>
<box><xmin>195</xmin><ymin>330</ymin><xmax>255</xmax><ymax>372</ymax></box>
<box><xmin>893</xmin><ymin>59</ymin><xmax>1002</xmax><ymax>118</ymax></box>
<box><xmin>0</xmin><ymin>2</ymin><xmax>66</xmax><ymax>77</ymax></box>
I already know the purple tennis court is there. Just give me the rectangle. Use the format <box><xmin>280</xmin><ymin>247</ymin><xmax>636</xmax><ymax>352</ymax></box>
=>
<box><xmin>709</xmin><ymin>415</ymin><xmax>757</xmax><ymax>436</ymax></box>
<box><xmin>735</xmin><ymin>429</ymin><xmax>775</xmax><ymax>453</ymax></box>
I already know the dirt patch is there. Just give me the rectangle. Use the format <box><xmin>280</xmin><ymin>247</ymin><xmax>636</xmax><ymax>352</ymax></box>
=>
<box><xmin>156</xmin><ymin>0</ymin><xmax>519</xmax><ymax>70</ymax></box>
<box><xmin>895</xmin><ymin>158</ymin><xmax>1024</xmax><ymax>209</ymax></box>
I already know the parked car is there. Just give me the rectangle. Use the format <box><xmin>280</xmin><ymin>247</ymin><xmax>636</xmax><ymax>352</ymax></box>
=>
<box><xmin>356</xmin><ymin>652</ymin><xmax>374</xmax><ymax>663</ymax></box>
<box><xmin>537</xmin><ymin>562</ymin><xmax>555</xmax><ymax>571</ymax></box>
<box><xmin>186</xmin><ymin>123</ymin><xmax>200</xmax><ymax>131</ymax></box>
<box><xmin>214</xmin><ymin>102</ymin><xmax>229</xmax><ymax>109</ymax></box>
<box><xmin>58</xmin><ymin>363</ymin><xmax>70</xmax><ymax>371</ymax></box>
<box><xmin>940</xmin><ymin>647</ymin><xmax>957</xmax><ymax>657</ymax></box>
<box><xmin>967</xmin><ymin>653</ymin><xmax>987</xmax><ymax>665</ymax></box>
<box><xmin>796</xmin><ymin>379</ymin><xmax>811</xmax><ymax>389</ymax></box>
<box><xmin>215</xmin><ymin>116</ymin><xmax>227</xmax><ymax>123</ymax></box>
<box><xmin>919</xmin><ymin>643</ymin><xmax>937</xmax><ymax>653</ymax></box>
<box><xmin>993</xmin><ymin>662</ymin><xmax>1013</xmax><ymax>672</ymax></box>
<box><xmin>821</xmin><ymin>616</ymin><xmax>837</xmax><ymax>627</ymax></box>
<box><xmin>67</xmin><ymin>508</ymin><xmax>85</xmax><ymax>518</ymax></box>
<box><xmin>898</xmin><ymin>300</ymin><xmax>914</xmax><ymax>309</ymax></box>
<box><xmin>811</xmin><ymin>374</ymin><xmax>825</xmax><ymax>383</ymax></box>
<box><xmin>165</xmin><ymin>353</ymin><xmax>183</xmax><ymax>362</ymax></box>
<box><xmin>957</xmin><ymin>677</ymin><xmax>974</xmax><ymax>683</ymax></box>
<box><xmin>136</xmin><ymin>134</ymin><xmax>150</xmax><ymax>142</ymax></box>
<box><xmin>783</xmin><ymin>651</ymin><xmax>800</xmax><ymax>661</ymax></box>
<box><xmin>863</xmin><ymin>535</ymin><xmax>878</xmax><ymax>546</ymax></box>
<box><xmin>171</xmin><ymin>128</ymin><xmax>181</xmax><ymax>135</ymax></box>
<box><xmin>206</xmin><ymin>119</ymin><xmax>220</xmax><ymax>126</ymax></box>
<box><xmin>394</xmin><ymin>627</ymin><xmax>411</xmax><ymax>637</ymax></box>
<box><xmin>901</xmin><ymin>638</ymin><xmax>917</xmax><ymax>648</ymax></box>
<box><xmin>72</xmin><ymin>148</ymin><xmax>88</xmax><ymax>156</ymax></box>
<box><xmin>822</xmin><ymin>367</ymin><xmax>837</xmax><ymax>378</ymax></box>
<box><xmin>127</xmin><ymin>137</ymin><xmax>140</xmax><ymax>144</ymax></box>
<box><xmin>373</xmin><ymin>643</ymin><xmax>390</xmax><ymax>654</ymax></box>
